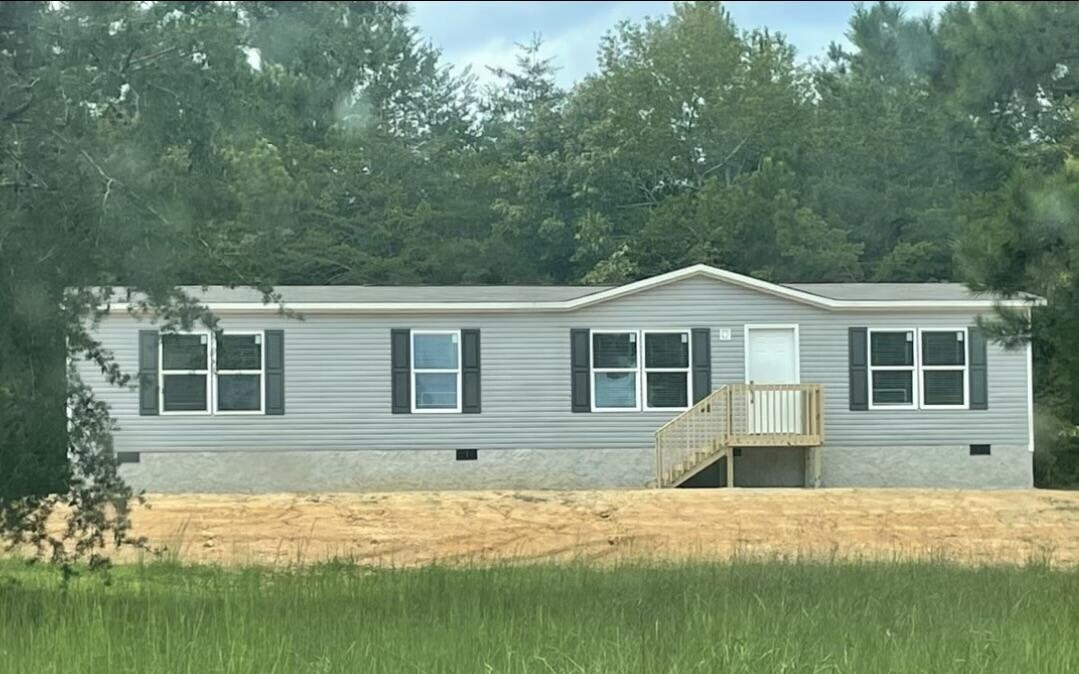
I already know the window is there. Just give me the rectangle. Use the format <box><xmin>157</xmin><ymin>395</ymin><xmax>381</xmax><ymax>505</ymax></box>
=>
<box><xmin>215</xmin><ymin>332</ymin><xmax>264</xmax><ymax>413</ymax></box>
<box><xmin>643</xmin><ymin>331</ymin><xmax>691</xmax><ymax>410</ymax></box>
<box><xmin>868</xmin><ymin>330</ymin><xmax>916</xmax><ymax>409</ymax></box>
<box><xmin>160</xmin><ymin>333</ymin><xmax>211</xmax><ymax>413</ymax></box>
<box><xmin>159</xmin><ymin>331</ymin><xmax>266</xmax><ymax>415</ymax></box>
<box><xmin>921</xmin><ymin>330</ymin><xmax>967</xmax><ymax>408</ymax></box>
<box><xmin>590</xmin><ymin>330</ymin><xmax>692</xmax><ymax>411</ymax></box>
<box><xmin>412</xmin><ymin>330</ymin><xmax>461</xmax><ymax>412</ymax></box>
<box><xmin>592</xmin><ymin>331</ymin><xmax>640</xmax><ymax>410</ymax></box>
<box><xmin>868</xmin><ymin>328</ymin><xmax>969</xmax><ymax>410</ymax></box>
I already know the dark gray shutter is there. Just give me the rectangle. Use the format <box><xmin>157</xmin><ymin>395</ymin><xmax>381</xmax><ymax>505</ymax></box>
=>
<box><xmin>849</xmin><ymin>327</ymin><xmax>868</xmax><ymax>411</ymax></box>
<box><xmin>391</xmin><ymin>329</ymin><xmax>411</xmax><ymax>414</ymax></box>
<box><xmin>570</xmin><ymin>329</ymin><xmax>591</xmax><ymax>412</ymax></box>
<box><xmin>264</xmin><ymin>330</ymin><xmax>285</xmax><ymax>415</ymax></box>
<box><xmin>691</xmin><ymin>328</ymin><xmax>712</xmax><ymax>403</ymax></box>
<box><xmin>969</xmin><ymin>326</ymin><xmax>988</xmax><ymax>410</ymax></box>
<box><xmin>138</xmin><ymin>330</ymin><xmax>159</xmax><ymax>416</ymax></box>
<box><xmin>461</xmin><ymin>329</ymin><xmax>481</xmax><ymax>414</ymax></box>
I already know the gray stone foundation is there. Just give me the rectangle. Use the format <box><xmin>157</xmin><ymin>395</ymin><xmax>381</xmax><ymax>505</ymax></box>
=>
<box><xmin>820</xmin><ymin>445</ymin><xmax>1032</xmax><ymax>489</ymax></box>
<box><xmin>119</xmin><ymin>447</ymin><xmax>654</xmax><ymax>493</ymax></box>
<box><xmin>118</xmin><ymin>443</ymin><xmax>1033</xmax><ymax>493</ymax></box>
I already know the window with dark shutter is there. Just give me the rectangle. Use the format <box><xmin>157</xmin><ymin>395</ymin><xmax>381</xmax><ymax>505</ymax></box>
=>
<box><xmin>856</xmin><ymin>327</ymin><xmax>984</xmax><ymax>411</ymax></box>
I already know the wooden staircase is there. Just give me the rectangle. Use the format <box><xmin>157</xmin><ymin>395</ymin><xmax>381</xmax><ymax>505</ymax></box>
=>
<box><xmin>654</xmin><ymin>383</ymin><xmax>824</xmax><ymax>488</ymax></box>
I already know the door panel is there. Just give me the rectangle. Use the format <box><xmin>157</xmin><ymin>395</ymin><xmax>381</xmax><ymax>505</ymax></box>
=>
<box><xmin>745</xmin><ymin>327</ymin><xmax>800</xmax><ymax>434</ymax></box>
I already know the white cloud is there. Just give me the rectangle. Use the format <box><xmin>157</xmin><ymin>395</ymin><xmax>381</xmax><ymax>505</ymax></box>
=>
<box><xmin>408</xmin><ymin>0</ymin><xmax>953</xmax><ymax>89</ymax></box>
<box><xmin>410</xmin><ymin>1</ymin><xmax>671</xmax><ymax>88</ymax></box>
<box><xmin>900</xmin><ymin>0</ymin><xmax>952</xmax><ymax>17</ymax></box>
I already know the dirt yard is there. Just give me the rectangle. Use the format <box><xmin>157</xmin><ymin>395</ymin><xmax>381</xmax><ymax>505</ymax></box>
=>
<box><xmin>109</xmin><ymin>489</ymin><xmax>1079</xmax><ymax>568</ymax></box>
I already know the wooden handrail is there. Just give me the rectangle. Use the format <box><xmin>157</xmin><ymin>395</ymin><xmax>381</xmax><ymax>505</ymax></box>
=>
<box><xmin>653</xmin><ymin>385</ymin><xmax>725</xmax><ymax>435</ymax></box>
<box><xmin>655</xmin><ymin>383</ymin><xmax>824</xmax><ymax>487</ymax></box>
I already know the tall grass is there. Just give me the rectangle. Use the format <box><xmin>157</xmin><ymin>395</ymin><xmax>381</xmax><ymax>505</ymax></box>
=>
<box><xmin>1</xmin><ymin>558</ymin><xmax>1076</xmax><ymax>673</ymax></box>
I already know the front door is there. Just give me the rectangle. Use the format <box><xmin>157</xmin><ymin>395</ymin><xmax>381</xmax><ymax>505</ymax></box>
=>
<box><xmin>745</xmin><ymin>325</ymin><xmax>800</xmax><ymax>434</ymax></box>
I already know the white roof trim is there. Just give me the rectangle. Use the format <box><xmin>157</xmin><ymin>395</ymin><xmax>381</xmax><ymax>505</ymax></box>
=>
<box><xmin>104</xmin><ymin>264</ymin><xmax>1046</xmax><ymax>314</ymax></box>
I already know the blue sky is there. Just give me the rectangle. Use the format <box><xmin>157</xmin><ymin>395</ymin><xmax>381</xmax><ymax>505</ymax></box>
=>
<box><xmin>407</xmin><ymin>1</ymin><xmax>949</xmax><ymax>87</ymax></box>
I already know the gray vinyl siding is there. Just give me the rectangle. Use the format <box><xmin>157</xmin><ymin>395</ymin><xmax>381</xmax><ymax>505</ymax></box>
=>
<box><xmin>80</xmin><ymin>276</ymin><xmax>1030</xmax><ymax>454</ymax></box>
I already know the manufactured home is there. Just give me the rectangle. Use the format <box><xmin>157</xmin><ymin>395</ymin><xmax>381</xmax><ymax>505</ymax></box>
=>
<box><xmin>80</xmin><ymin>264</ymin><xmax>1043</xmax><ymax>492</ymax></box>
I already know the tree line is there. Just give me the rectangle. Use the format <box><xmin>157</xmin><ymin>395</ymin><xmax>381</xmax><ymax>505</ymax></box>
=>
<box><xmin>1</xmin><ymin>0</ymin><xmax>1076</xmax><ymax>562</ymax></box>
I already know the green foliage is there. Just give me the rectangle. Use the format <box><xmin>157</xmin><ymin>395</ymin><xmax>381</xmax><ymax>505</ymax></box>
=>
<box><xmin>2</xmin><ymin>0</ymin><xmax>1079</xmax><ymax>551</ymax></box>
<box><xmin>632</xmin><ymin>160</ymin><xmax>861</xmax><ymax>280</ymax></box>
<box><xmin>0</xmin><ymin>0</ymin><xmax>475</xmax><ymax>562</ymax></box>
<box><xmin>567</xmin><ymin>2</ymin><xmax>810</xmax><ymax>279</ymax></box>
<box><xmin>936</xmin><ymin>1</ymin><xmax>1077</xmax><ymax>150</ymax></box>
<box><xmin>943</xmin><ymin>0</ymin><xmax>1078</xmax><ymax>484</ymax></box>
<box><xmin>1</xmin><ymin>559</ymin><xmax>1078</xmax><ymax>672</ymax></box>
<box><xmin>958</xmin><ymin>163</ymin><xmax>1079</xmax><ymax>485</ymax></box>
<box><xmin>0</xmin><ymin>0</ymin><xmax>244</xmax><ymax>561</ymax></box>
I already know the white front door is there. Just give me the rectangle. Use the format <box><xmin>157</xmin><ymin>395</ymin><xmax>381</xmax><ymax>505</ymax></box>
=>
<box><xmin>745</xmin><ymin>326</ymin><xmax>801</xmax><ymax>434</ymax></box>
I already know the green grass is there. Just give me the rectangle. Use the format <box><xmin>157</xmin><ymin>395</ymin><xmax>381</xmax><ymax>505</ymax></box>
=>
<box><xmin>1</xmin><ymin>558</ymin><xmax>1077</xmax><ymax>673</ymax></box>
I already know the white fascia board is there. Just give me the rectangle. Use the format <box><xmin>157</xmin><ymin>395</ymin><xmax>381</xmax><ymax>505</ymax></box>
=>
<box><xmin>101</xmin><ymin>264</ymin><xmax>1046</xmax><ymax>314</ymax></box>
<box><xmin>816</xmin><ymin>299</ymin><xmax>1043</xmax><ymax>310</ymax></box>
<box><xmin>110</xmin><ymin>301</ymin><xmax>568</xmax><ymax>314</ymax></box>
<box><xmin>105</xmin><ymin>297</ymin><xmax>1043</xmax><ymax>313</ymax></box>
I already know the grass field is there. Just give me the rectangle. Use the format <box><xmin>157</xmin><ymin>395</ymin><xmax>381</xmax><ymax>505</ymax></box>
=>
<box><xmin>2</xmin><ymin>558</ymin><xmax>1077</xmax><ymax>673</ymax></box>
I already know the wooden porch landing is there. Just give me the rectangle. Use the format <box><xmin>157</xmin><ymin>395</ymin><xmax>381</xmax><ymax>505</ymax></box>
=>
<box><xmin>655</xmin><ymin>383</ymin><xmax>824</xmax><ymax>488</ymax></box>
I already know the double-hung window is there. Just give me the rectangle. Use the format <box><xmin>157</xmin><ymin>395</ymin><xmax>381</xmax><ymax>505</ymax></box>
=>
<box><xmin>868</xmin><ymin>329</ymin><xmax>916</xmax><ymax>409</ymax></box>
<box><xmin>643</xmin><ymin>331</ymin><xmax>691</xmax><ymax>410</ymax></box>
<box><xmin>868</xmin><ymin>328</ymin><xmax>969</xmax><ymax>410</ymax></box>
<box><xmin>592</xmin><ymin>331</ymin><xmax>640</xmax><ymax>410</ymax></box>
<box><xmin>159</xmin><ymin>331</ymin><xmax>265</xmax><ymax>414</ymax></box>
<box><xmin>920</xmin><ymin>329</ymin><xmax>967</xmax><ymax>408</ymax></box>
<box><xmin>160</xmin><ymin>333</ymin><xmax>211</xmax><ymax>414</ymax></box>
<box><xmin>412</xmin><ymin>330</ymin><xmax>461</xmax><ymax>412</ymax></box>
<box><xmin>215</xmin><ymin>332</ymin><xmax>265</xmax><ymax>413</ymax></box>
<box><xmin>590</xmin><ymin>330</ymin><xmax>691</xmax><ymax>411</ymax></box>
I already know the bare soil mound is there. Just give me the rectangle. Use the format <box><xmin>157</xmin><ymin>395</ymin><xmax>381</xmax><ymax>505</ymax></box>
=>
<box><xmin>116</xmin><ymin>488</ymin><xmax>1079</xmax><ymax>567</ymax></box>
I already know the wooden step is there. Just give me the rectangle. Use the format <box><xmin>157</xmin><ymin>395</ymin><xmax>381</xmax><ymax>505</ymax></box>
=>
<box><xmin>663</xmin><ymin>445</ymin><xmax>730</xmax><ymax>487</ymax></box>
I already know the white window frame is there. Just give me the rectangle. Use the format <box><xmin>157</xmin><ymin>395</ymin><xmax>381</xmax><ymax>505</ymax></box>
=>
<box><xmin>590</xmin><ymin>329</ymin><xmax>643</xmax><ymax>412</ymax></box>
<box><xmin>213</xmin><ymin>330</ymin><xmax>266</xmax><ymax>415</ymax></box>
<box><xmin>868</xmin><ymin>327</ymin><xmax>970</xmax><ymax>411</ymax></box>
<box><xmin>159</xmin><ymin>330</ymin><xmax>213</xmax><ymax>416</ymax></box>
<box><xmin>411</xmin><ymin>329</ymin><xmax>462</xmax><ymax>414</ymax></box>
<box><xmin>642</xmin><ymin>329</ymin><xmax>693</xmax><ymax>412</ymax></box>
<box><xmin>867</xmin><ymin>328</ymin><xmax>919</xmax><ymax>411</ymax></box>
<box><xmin>919</xmin><ymin>327</ymin><xmax>969</xmax><ymax>410</ymax></box>
<box><xmin>589</xmin><ymin>329</ymin><xmax>693</xmax><ymax>412</ymax></box>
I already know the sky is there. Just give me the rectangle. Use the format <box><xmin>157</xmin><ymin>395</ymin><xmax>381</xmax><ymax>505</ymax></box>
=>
<box><xmin>407</xmin><ymin>1</ymin><xmax>950</xmax><ymax>87</ymax></box>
